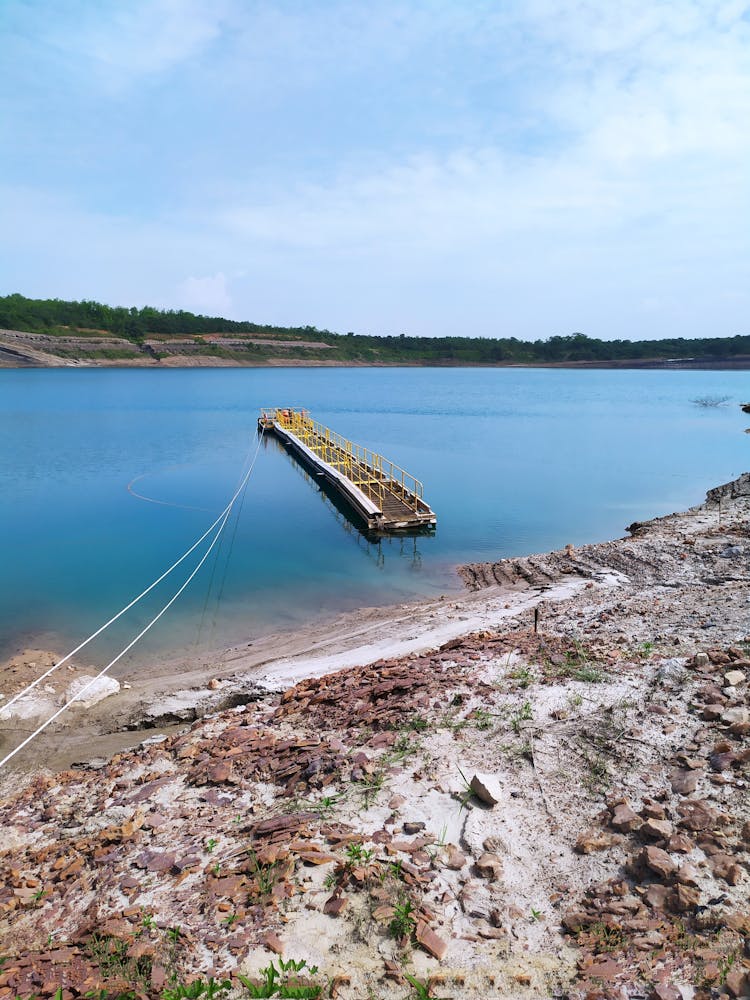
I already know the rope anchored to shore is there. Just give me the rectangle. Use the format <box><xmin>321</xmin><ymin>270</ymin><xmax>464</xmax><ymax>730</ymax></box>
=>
<box><xmin>0</xmin><ymin>426</ymin><xmax>265</xmax><ymax>771</ymax></box>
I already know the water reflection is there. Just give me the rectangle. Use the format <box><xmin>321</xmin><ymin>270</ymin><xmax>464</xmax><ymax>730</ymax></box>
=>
<box><xmin>263</xmin><ymin>432</ymin><xmax>426</xmax><ymax>573</ymax></box>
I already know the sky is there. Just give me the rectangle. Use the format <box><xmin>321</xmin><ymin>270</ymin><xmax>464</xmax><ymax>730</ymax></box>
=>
<box><xmin>1</xmin><ymin>1</ymin><xmax>749</xmax><ymax>340</ymax></box>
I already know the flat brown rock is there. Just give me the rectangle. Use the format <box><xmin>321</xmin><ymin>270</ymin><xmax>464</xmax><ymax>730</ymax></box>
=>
<box><xmin>640</xmin><ymin>818</ymin><xmax>673</xmax><ymax>842</ymax></box>
<box><xmin>136</xmin><ymin>851</ymin><xmax>176</xmax><ymax>873</ymax></box>
<box><xmin>262</xmin><ymin>932</ymin><xmax>284</xmax><ymax>954</ymax></box>
<box><xmin>669</xmin><ymin>768</ymin><xmax>698</xmax><ymax>794</ymax></box>
<box><xmin>644</xmin><ymin>884</ymin><xmax>670</xmax><ymax>909</ymax></box>
<box><xmin>672</xmin><ymin>883</ymin><xmax>700</xmax><ymax>912</ymax></box>
<box><xmin>610</xmin><ymin>802</ymin><xmax>642</xmax><ymax>832</ymax></box>
<box><xmin>416</xmin><ymin>921</ymin><xmax>448</xmax><ymax>960</ymax></box>
<box><xmin>444</xmin><ymin>845</ymin><xmax>466</xmax><ymax>870</ymax></box>
<box><xmin>575</xmin><ymin>829</ymin><xmax>616</xmax><ymax>854</ymax></box>
<box><xmin>641</xmin><ymin>846</ymin><xmax>676</xmax><ymax>879</ymax></box>
<box><xmin>323</xmin><ymin>895</ymin><xmax>348</xmax><ymax>916</ymax></box>
<box><xmin>475</xmin><ymin>853</ymin><xmax>503</xmax><ymax>880</ymax></box>
<box><xmin>677</xmin><ymin>799</ymin><xmax>720</xmax><ymax>831</ymax></box>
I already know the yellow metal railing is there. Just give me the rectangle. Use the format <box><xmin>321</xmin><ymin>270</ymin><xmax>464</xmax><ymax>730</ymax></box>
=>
<box><xmin>259</xmin><ymin>407</ymin><xmax>425</xmax><ymax>513</ymax></box>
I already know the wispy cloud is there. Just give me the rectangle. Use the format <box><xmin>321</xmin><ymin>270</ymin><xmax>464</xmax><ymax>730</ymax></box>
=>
<box><xmin>37</xmin><ymin>0</ymin><xmax>227</xmax><ymax>91</ymax></box>
<box><xmin>1</xmin><ymin>0</ymin><xmax>748</xmax><ymax>339</ymax></box>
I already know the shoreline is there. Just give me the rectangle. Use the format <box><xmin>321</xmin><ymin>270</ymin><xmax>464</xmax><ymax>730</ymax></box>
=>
<box><xmin>2</xmin><ymin>472</ymin><xmax>749</xmax><ymax>774</ymax></box>
<box><xmin>5</xmin><ymin>354</ymin><xmax>750</xmax><ymax>371</ymax></box>
<box><xmin>2</xmin><ymin>473</ymin><xmax>750</xmax><ymax>998</ymax></box>
<box><xmin>4</xmin><ymin>331</ymin><xmax>750</xmax><ymax>371</ymax></box>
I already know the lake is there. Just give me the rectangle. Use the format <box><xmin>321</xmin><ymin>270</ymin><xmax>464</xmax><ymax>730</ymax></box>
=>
<box><xmin>1</xmin><ymin>367</ymin><xmax>746</xmax><ymax>669</ymax></box>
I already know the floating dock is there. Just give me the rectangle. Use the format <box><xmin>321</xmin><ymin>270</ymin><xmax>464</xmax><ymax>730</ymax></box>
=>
<box><xmin>258</xmin><ymin>407</ymin><xmax>437</xmax><ymax>533</ymax></box>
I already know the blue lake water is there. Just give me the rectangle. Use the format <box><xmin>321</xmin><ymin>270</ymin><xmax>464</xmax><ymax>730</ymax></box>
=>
<box><xmin>0</xmin><ymin>367</ymin><xmax>747</xmax><ymax>669</ymax></box>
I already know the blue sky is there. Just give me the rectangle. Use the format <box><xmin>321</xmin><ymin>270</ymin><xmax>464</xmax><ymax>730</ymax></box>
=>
<box><xmin>2</xmin><ymin>1</ymin><xmax>748</xmax><ymax>339</ymax></box>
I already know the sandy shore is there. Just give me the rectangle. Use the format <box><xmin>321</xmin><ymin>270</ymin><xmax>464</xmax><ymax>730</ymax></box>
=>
<box><xmin>2</xmin><ymin>473</ymin><xmax>748</xmax><ymax>774</ymax></box>
<box><xmin>0</xmin><ymin>573</ymin><xmax>593</xmax><ymax>771</ymax></box>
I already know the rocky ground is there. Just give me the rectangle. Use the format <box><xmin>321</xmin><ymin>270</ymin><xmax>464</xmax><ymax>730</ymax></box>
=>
<box><xmin>1</xmin><ymin>476</ymin><xmax>749</xmax><ymax>999</ymax></box>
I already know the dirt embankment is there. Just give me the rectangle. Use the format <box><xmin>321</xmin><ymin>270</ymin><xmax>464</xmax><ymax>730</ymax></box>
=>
<box><xmin>1</xmin><ymin>476</ymin><xmax>750</xmax><ymax>999</ymax></box>
<box><xmin>5</xmin><ymin>328</ymin><xmax>750</xmax><ymax>371</ymax></box>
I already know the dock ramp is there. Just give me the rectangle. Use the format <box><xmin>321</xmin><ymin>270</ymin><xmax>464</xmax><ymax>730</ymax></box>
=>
<box><xmin>258</xmin><ymin>408</ymin><xmax>437</xmax><ymax>533</ymax></box>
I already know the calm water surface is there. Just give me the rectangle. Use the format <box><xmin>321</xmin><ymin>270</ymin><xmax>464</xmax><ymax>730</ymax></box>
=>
<box><xmin>1</xmin><ymin>368</ymin><xmax>747</xmax><ymax>669</ymax></box>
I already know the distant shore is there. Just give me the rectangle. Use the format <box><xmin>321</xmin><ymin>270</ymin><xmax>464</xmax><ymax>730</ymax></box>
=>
<box><xmin>3</xmin><ymin>326</ymin><xmax>750</xmax><ymax>370</ymax></box>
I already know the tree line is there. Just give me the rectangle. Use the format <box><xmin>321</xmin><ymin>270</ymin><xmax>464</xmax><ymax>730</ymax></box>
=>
<box><xmin>1</xmin><ymin>292</ymin><xmax>748</xmax><ymax>364</ymax></box>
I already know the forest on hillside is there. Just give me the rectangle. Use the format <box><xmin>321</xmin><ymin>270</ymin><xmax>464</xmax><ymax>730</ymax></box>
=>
<box><xmin>2</xmin><ymin>292</ymin><xmax>749</xmax><ymax>365</ymax></box>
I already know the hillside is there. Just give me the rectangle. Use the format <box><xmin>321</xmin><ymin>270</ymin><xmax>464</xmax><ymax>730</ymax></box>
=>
<box><xmin>2</xmin><ymin>293</ymin><xmax>750</xmax><ymax>368</ymax></box>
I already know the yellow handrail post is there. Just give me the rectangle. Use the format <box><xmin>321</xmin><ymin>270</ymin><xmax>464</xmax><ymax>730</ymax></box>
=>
<box><xmin>259</xmin><ymin>406</ymin><xmax>433</xmax><ymax>527</ymax></box>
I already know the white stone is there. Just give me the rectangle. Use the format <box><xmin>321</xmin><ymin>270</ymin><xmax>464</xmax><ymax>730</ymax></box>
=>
<box><xmin>724</xmin><ymin>669</ymin><xmax>746</xmax><ymax>687</ymax></box>
<box><xmin>63</xmin><ymin>675</ymin><xmax>120</xmax><ymax>709</ymax></box>
<box><xmin>722</xmin><ymin>706</ymin><xmax>749</xmax><ymax>725</ymax></box>
<box><xmin>0</xmin><ymin>693</ymin><xmax>56</xmax><ymax>721</ymax></box>
<box><xmin>469</xmin><ymin>772</ymin><xmax>502</xmax><ymax>807</ymax></box>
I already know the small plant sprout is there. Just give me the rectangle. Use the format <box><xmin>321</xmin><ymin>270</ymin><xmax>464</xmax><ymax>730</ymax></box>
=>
<box><xmin>530</xmin><ymin>907</ymin><xmax>543</xmax><ymax>922</ymax></box>
<box><xmin>389</xmin><ymin>897</ymin><xmax>417</xmax><ymax>940</ymax></box>
<box><xmin>508</xmin><ymin>665</ymin><xmax>532</xmax><ymax>688</ymax></box>
<box><xmin>586</xmin><ymin>920</ymin><xmax>626</xmax><ymax>952</ymax></box>
<box><xmin>455</xmin><ymin>765</ymin><xmax>474</xmax><ymax>811</ymax></box>
<box><xmin>222</xmin><ymin>912</ymin><xmax>237</xmax><ymax>927</ymax></box>
<box><xmin>239</xmin><ymin>957</ymin><xmax>322</xmax><ymax>998</ymax></box>
<box><xmin>359</xmin><ymin>767</ymin><xmax>386</xmax><ymax>808</ymax></box>
<box><xmin>162</xmin><ymin>978</ymin><xmax>232</xmax><ymax>1000</ymax></box>
<box><xmin>205</xmin><ymin>838</ymin><xmax>218</xmax><ymax>853</ymax></box>
<box><xmin>471</xmin><ymin>707</ymin><xmax>493</xmax><ymax>730</ymax></box>
<box><xmin>345</xmin><ymin>842</ymin><xmax>374</xmax><ymax>866</ymax></box>
<box><xmin>246</xmin><ymin>849</ymin><xmax>279</xmax><ymax>898</ymax></box>
<box><xmin>392</xmin><ymin>733</ymin><xmax>415</xmax><ymax>759</ymax></box>
<box><xmin>511</xmin><ymin>700</ymin><xmax>533</xmax><ymax>733</ymax></box>
<box><xmin>573</xmin><ymin>664</ymin><xmax>604</xmax><ymax>683</ymax></box>
<box><xmin>584</xmin><ymin>752</ymin><xmax>610</xmax><ymax>791</ymax></box>
<box><xmin>404</xmin><ymin>971</ymin><xmax>433</xmax><ymax>999</ymax></box>
<box><xmin>314</xmin><ymin>794</ymin><xmax>340</xmax><ymax>817</ymax></box>
<box><xmin>142</xmin><ymin>912</ymin><xmax>157</xmax><ymax>930</ymax></box>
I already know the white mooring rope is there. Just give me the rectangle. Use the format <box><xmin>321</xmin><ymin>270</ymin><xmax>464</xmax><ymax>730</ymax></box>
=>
<box><xmin>0</xmin><ymin>427</ymin><xmax>264</xmax><ymax>770</ymax></box>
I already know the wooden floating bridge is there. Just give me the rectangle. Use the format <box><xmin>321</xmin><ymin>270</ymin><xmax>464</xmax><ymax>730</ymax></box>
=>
<box><xmin>258</xmin><ymin>407</ymin><xmax>437</xmax><ymax>533</ymax></box>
